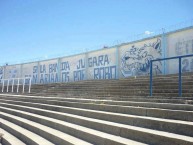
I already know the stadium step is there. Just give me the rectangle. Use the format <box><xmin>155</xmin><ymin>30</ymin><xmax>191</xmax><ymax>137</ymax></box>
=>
<box><xmin>0</xmin><ymin>105</ymin><xmax>145</xmax><ymax>145</ymax></box>
<box><xmin>0</xmin><ymin>72</ymin><xmax>193</xmax><ymax>144</ymax></box>
<box><xmin>0</xmin><ymin>112</ymin><xmax>93</xmax><ymax>145</ymax></box>
<box><xmin>0</xmin><ymin>128</ymin><xmax>26</xmax><ymax>145</ymax></box>
<box><xmin>0</xmin><ymin>95</ymin><xmax>193</xmax><ymax>145</ymax></box>
<box><xmin>0</xmin><ymin>118</ymin><xmax>54</xmax><ymax>145</ymax></box>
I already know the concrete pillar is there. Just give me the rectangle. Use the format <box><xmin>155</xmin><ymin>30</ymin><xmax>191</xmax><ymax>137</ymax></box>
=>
<box><xmin>161</xmin><ymin>32</ymin><xmax>168</xmax><ymax>75</ymax></box>
<box><xmin>37</xmin><ymin>61</ymin><xmax>40</xmax><ymax>84</ymax></box>
<box><xmin>116</xmin><ymin>46</ymin><xmax>120</xmax><ymax>79</ymax></box>
<box><xmin>85</xmin><ymin>52</ymin><xmax>88</xmax><ymax>80</ymax></box>
<box><xmin>20</xmin><ymin>64</ymin><xmax>23</xmax><ymax>78</ymax></box>
<box><xmin>57</xmin><ymin>58</ymin><xmax>61</xmax><ymax>82</ymax></box>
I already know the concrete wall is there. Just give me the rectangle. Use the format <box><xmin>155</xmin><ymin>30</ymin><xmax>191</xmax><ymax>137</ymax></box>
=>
<box><xmin>167</xmin><ymin>28</ymin><xmax>193</xmax><ymax>74</ymax></box>
<box><xmin>1</xmin><ymin>27</ymin><xmax>193</xmax><ymax>84</ymax></box>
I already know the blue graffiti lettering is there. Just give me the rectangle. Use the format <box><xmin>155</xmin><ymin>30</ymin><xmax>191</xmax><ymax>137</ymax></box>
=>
<box><xmin>62</xmin><ymin>72</ymin><xmax>70</xmax><ymax>82</ymax></box>
<box><xmin>77</xmin><ymin>59</ymin><xmax>85</xmax><ymax>69</ymax></box>
<box><xmin>88</xmin><ymin>55</ymin><xmax>110</xmax><ymax>67</ymax></box>
<box><xmin>73</xmin><ymin>70</ymin><xmax>85</xmax><ymax>81</ymax></box>
<box><xmin>49</xmin><ymin>63</ymin><xmax>58</xmax><ymax>73</ymax></box>
<box><xmin>33</xmin><ymin>74</ymin><xmax>38</xmax><ymax>84</ymax></box>
<box><xmin>40</xmin><ymin>73</ymin><xmax>58</xmax><ymax>84</ymax></box>
<box><xmin>61</xmin><ymin>61</ymin><xmax>70</xmax><ymax>71</ymax></box>
<box><xmin>94</xmin><ymin>66</ymin><xmax>116</xmax><ymax>79</ymax></box>
<box><xmin>33</xmin><ymin>66</ymin><xmax>38</xmax><ymax>73</ymax></box>
<box><xmin>40</xmin><ymin>65</ymin><xmax>46</xmax><ymax>73</ymax></box>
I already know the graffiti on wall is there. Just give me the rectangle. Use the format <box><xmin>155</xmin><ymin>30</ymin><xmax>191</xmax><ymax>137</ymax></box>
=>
<box><xmin>0</xmin><ymin>67</ymin><xmax>3</xmax><ymax>82</ymax></box>
<box><xmin>175</xmin><ymin>39</ymin><xmax>193</xmax><ymax>55</ymax></box>
<box><xmin>61</xmin><ymin>61</ymin><xmax>70</xmax><ymax>82</ymax></box>
<box><xmin>175</xmin><ymin>39</ymin><xmax>193</xmax><ymax>72</ymax></box>
<box><xmin>121</xmin><ymin>39</ymin><xmax>162</xmax><ymax>77</ymax></box>
<box><xmin>27</xmin><ymin>54</ymin><xmax>116</xmax><ymax>84</ymax></box>
<box><xmin>9</xmin><ymin>68</ymin><xmax>17</xmax><ymax>78</ymax></box>
<box><xmin>31</xmin><ymin>63</ymin><xmax>59</xmax><ymax>84</ymax></box>
<box><xmin>88</xmin><ymin>54</ymin><xmax>116</xmax><ymax>80</ymax></box>
<box><xmin>74</xmin><ymin>58</ymin><xmax>86</xmax><ymax>81</ymax></box>
<box><xmin>2</xmin><ymin>27</ymin><xmax>192</xmax><ymax>83</ymax></box>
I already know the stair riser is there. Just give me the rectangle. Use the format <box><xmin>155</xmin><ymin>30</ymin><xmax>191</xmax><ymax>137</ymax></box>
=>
<box><xmin>0</xmin><ymin>100</ymin><xmax>193</xmax><ymax>136</ymax></box>
<box><xmin>1</xmin><ymin>96</ymin><xmax>193</xmax><ymax>111</ymax></box>
<box><xmin>0</xmin><ymin>121</ymin><xmax>37</xmax><ymax>145</ymax></box>
<box><xmin>0</xmin><ymin>109</ymin><xmax>127</xmax><ymax>145</ymax></box>
<box><xmin>0</xmin><ymin>106</ymin><xmax>192</xmax><ymax>145</ymax></box>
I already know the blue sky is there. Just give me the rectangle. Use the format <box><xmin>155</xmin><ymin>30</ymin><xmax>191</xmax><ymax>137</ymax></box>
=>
<box><xmin>0</xmin><ymin>0</ymin><xmax>193</xmax><ymax>65</ymax></box>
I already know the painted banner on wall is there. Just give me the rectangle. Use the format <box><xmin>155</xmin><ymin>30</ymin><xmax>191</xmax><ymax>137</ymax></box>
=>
<box><xmin>1</xmin><ymin>27</ymin><xmax>193</xmax><ymax>84</ymax></box>
<box><xmin>60</xmin><ymin>54</ymin><xmax>86</xmax><ymax>82</ymax></box>
<box><xmin>38</xmin><ymin>59</ymin><xmax>59</xmax><ymax>84</ymax></box>
<box><xmin>4</xmin><ymin>65</ymin><xmax>21</xmax><ymax>79</ymax></box>
<box><xmin>0</xmin><ymin>67</ymin><xmax>3</xmax><ymax>83</ymax></box>
<box><xmin>87</xmin><ymin>48</ymin><xmax>117</xmax><ymax>80</ymax></box>
<box><xmin>22</xmin><ymin>62</ymin><xmax>38</xmax><ymax>83</ymax></box>
<box><xmin>167</xmin><ymin>28</ymin><xmax>193</xmax><ymax>74</ymax></box>
<box><xmin>119</xmin><ymin>37</ymin><xmax>162</xmax><ymax>78</ymax></box>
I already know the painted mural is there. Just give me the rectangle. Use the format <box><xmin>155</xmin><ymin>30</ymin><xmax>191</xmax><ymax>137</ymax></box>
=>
<box><xmin>87</xmin><ymin>48</ymin><xmax>116</xmax><ymax>80</ymax></box>
<box><xmin>4</xmin><ymin>65</ymin><xmax>20</xmax><ymax>79</ymax></box>
<box><xmin>0</xmin><ymin>67</ymin><xmax>3</xmax><ymax>83</ymax></box>
<box><xmin>120</xmin><ymin>38</ymin><xmax>162</xmax><ymax>77</ymax></box>
<box><xmin>167</xmin><ymin>28</ymin><xmax>193</xmax><ymax>74</ymax></box>
<box><xmin>60</xmin><ymin>54</ymin><xmax>86</xmax><ymax>82</ymax></box>
<box><xmin>1</xmin><ymin>27</ymin><xmax>193</xmax><ymax>83</ymax></box>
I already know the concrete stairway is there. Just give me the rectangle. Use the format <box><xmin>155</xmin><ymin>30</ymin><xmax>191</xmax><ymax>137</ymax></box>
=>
<box><xmin>0</xmin><ymin>94</ymin><xmax>193</xmax><ymax>145</ymax></box>
<box><xmin>1</xmin><ymin>73</ymin><xmax>193</xmax><ymax>97</ymax></box>
<box><xmin>0</xmin><ymin>73</ymin><xmax>193</xmax><ymax>144</ymax></box>
<box><xmin>25</xmin><ymin>73</ymin><xmax>193</xmax><ymax>98</ymax></box>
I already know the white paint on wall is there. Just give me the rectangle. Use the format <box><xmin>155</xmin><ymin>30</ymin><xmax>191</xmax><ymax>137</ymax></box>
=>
<box><xmin>1</xmin><ymin>27</ymin><xmax>193</xmax><ymax>84</ymax></box>
<box><xmin>87</xmin><ymin>48</ymin><xmax>116</xmax><ymax>80</ymax></box>
<box><xmin>38</xmin><ymin>59</ymin><xmax>58</xmax><ymax>84</ymax></box>
<box><xmin>167</xmin><ymin>28</ymin><xmax>193</xmax><ymax>74</ymax></box>
<box><xmin>119</xmin><ymin>37</ymin><xmax>162</xmax><ymax>78</ymax></box>
<box><xmin>60</xmin><ymin>54</ymin><xmax>86</xmax><ymax>82</ymax></box>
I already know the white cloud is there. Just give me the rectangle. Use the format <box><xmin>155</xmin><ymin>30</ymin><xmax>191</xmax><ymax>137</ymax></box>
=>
<box><xmin>144</xmin><ymin>31</ymin><xmax>154</xmax><ymax>35</ymax></box>
<box><xmin>44</xmin><ymin>55</ymin><xmax>48</xmax><ymax>59</ymax></box>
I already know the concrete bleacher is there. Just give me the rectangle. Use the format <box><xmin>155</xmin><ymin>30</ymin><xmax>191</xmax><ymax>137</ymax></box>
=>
<box><xmin>0</xmin><ymin>73</ymin><xmax>193</xmax><ymax>144</ymax></box>
<box><xmin>28</xmin><ymin>73</ymin><xmax>193</xmax><ymax>98</ymax></box>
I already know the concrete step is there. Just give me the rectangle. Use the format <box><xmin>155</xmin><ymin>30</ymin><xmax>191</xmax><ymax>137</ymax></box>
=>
<box><xmin>0</xmin><ymin>112</ymin><xmax>93</xmax><ymax>145</ymax></box>
<box><xmin>0</xmin><ymin>118</ymin><xmax>54</xmax><ymax>145</ymax></box>
<box><xmin>0</xmin><ymin>106</ymin><xmax>146</xmax><ymax>145</ymax></box>
<box><xmin>1</xmin><ymin>101</ymin><xmax>193</xmax><ymax>137</ymax></box>
<box><xmin>23</xmin><ymin>95</ymin><xmax>193</xmax><ymax>104</ymax></box>
<box><xmin>2</xmin><ymin>94</ymin><xmax>193</xmax><ymax>104</ymax></box>
<box><xmin>1</xmin><ymin>99</ymin><xmax>193</xmax><ymax>128</ymax></box>
<box><xmin>0</xmin><ymin>128</ymin><xmax>26</xmax><ymax>145</ymax></box>
<box><xmin>1</xmin><ymin>104</ymin><xmax>193</xmax><ymax>145</ymax></box>
<box><xmin>1</xmin><ymin>95</ymin><xmax>193</xmax><ymax>111</ymax></box>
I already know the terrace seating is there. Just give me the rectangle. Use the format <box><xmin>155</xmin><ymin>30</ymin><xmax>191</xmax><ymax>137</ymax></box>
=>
<box><xmin>0</xmin><ymin>73</ymin><xmax>193</xmax><ymax>144</ymax></box>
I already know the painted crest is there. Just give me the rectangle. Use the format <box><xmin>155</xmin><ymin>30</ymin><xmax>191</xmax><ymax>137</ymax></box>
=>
<box><xmin>121</xmin><ymin>39</ymin><xmax>162</xmax><ymax>77</ymax></box>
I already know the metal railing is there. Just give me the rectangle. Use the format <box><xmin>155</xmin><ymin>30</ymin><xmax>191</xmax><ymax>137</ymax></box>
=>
<box><xmin>150</xmin><ymin>54</ymin><xmax>193</xmax><ymax>97</ymax></box>
<box><xmin>1</xmin><ymin>77</ymin><xmax>32</xmax><ymax>93</ymax></box>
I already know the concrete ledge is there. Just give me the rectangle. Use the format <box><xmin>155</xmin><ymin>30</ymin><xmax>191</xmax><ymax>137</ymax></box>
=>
<box><xmin>0</xmin><ymin>118</ymin><xmax>54</xmax><ymax>145</ymax></box>
<box><xmin>1</xmin><ymin>99</ymin><xmax>193</xmax><ymax>122</ymax></box>
<box><xmin>0</xmin><ymin>109</ymin><xmax>145</xmax><ymax>145</ymax></box>
<box><xmin>0</xmin><ymin>128</ymin><xmax>26</xmax><ymax>145</ymax></box>
<box><xmin>1</xmin><ymin>102</ymin><xmax>193</xmax><ymax>138</ymax></box>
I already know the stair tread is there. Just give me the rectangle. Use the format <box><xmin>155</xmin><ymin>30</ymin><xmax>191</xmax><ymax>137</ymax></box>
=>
<box><xmin>0</xmin><ymin>112</ymin><xmax>93</xmax><ymax>145</ymax></box>
<box><xmin>0</xmin><ymin>118</ymin><xmax>54</xmax><ymax>145</ymax></box>
<box><xmin>2</xmin><ymin>96</ymin><xmax>193</xmax><ymax>112</ymax></box>
<box><xmin>1</xmin><ymin>99</ymin><xmax>193</xmax><ymax>125</ymax></box>
<box><xmin>0</xmin><ymin>128</ymin><xmax>26</xmax><ymax>145</ymax></box>
<box><xmin>0</xmin><ymin>108</ymin><xmax>146</xmax><ymax>145</ymax></box>
<box><xmin>1</xmin><ymin>102</ymin><xmax>193</xmax><ymax>142</ymax></box>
